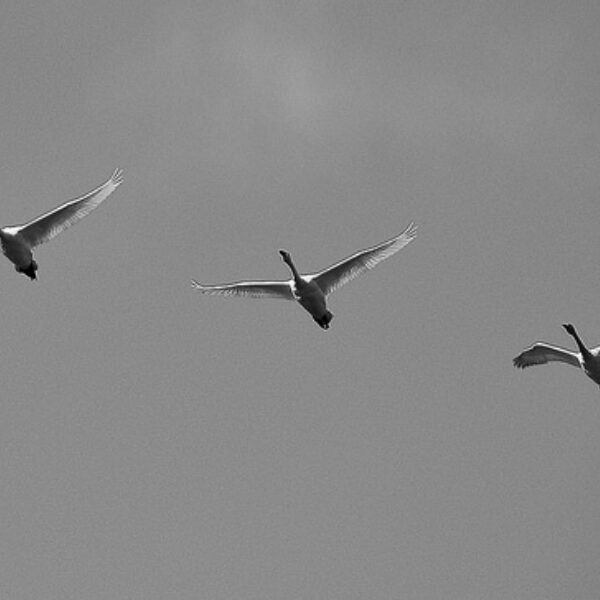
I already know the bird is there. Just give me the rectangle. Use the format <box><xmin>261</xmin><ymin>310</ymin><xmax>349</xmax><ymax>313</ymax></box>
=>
<box><xmin>191</xmin><ymin>222</ymin><xmax>417</xmax><ymax>329</ymax></box>
<box><xmin>513</xmin><ymin>323</ymin><xmax>600</xmax><ymax>387</ymax></box>
<box><xmin>0</xmin><ymin>168</ymin><xmax>123</xmax><ymax>280</ymax></box>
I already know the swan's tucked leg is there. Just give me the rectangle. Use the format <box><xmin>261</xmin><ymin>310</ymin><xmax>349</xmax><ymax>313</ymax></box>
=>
<box><xmin>16</xmin><ymin>261</ymin><xmax>38</xmax><ymax>280</ymax></box>
<box><xmin>314</xmin><ymin>310</ymin><xmax>333</xmax><ymax>329</ymax></box>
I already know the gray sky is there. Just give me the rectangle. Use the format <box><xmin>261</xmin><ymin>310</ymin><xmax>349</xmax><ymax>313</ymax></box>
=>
<box><xmin>1</xmin><ymin>1</ymin><xmax>600</xmax><ymax>598</ymax></box>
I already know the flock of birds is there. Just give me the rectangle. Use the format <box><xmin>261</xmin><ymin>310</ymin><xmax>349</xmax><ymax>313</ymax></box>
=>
<box><xmin>1</xmin><ymin>168</ymin><xmax>598</xmax><ymax>389</ymax></box>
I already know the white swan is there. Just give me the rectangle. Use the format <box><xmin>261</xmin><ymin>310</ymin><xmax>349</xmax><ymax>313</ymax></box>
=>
<box><xmin>191</xmin><ymin>222</ymin><xmax>417</xmax><ymax>329</ymax></box>
<box><xmin>513</xmin><ymin>323</ymin><xmax>600</xmax><ymax>387</ymax></box>
<box><xmin>0</xmin><ymin>168</ymin><xmax>123</xmax><ymax>280</ymax></box>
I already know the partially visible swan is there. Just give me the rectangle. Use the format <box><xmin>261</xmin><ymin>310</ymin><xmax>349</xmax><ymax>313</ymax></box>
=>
<box><xmin>513</xmin><ymin>323</ymin><xmax>600</xmax><ymax>387</ymax></box>
<box><xmin>0</xmin><ymin>168</ymin><xmax>123</xmax><ymax>279</ymax></box>
<box><xmin>192</xmin><ymin>223</ymin><xmax>417</xmax><ymax>329</ymax></box>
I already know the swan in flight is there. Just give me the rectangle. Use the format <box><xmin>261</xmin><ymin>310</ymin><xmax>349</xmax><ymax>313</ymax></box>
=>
<box><xmin>513</xmin><ymin>323</ymin><xmax>600</xmax><ymax>387</ymax></box>
<box><xmin>192</xmin><ymin>222</ymin><xmax>417</xmax><ymax>329</ymax></box>
<box><xmin>0</xmin><ymin>168</ymin><xmax>123</xmax><ymax>280</ymax></box>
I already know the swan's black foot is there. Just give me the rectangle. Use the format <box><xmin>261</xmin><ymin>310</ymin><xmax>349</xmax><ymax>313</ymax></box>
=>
<box><xmin>563</xmin><ymin>323</ymin><xmax>575</xmax><ymax>336</ymax></box>
<box><xmin>17</xmin><ymin>261</ymin><xmax>38</xmax><ymax>280</ymax></box>
<box><xmin>314</xmin><ymin>311</ymin><xmax>333</xmax><ymax>330</ymax></box>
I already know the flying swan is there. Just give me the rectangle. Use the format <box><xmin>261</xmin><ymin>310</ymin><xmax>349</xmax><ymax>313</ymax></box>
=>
<box><xmin>0</xmin><ymin>168</ymin><xmax>123</xmax><ymax>280</ymax></box>
<box><xmin>513</xmin><ymin>323</ymin><xmax>600</xmax><ymax>387</ymax></box>
<box><xmin>191</xmin><ymin>222</ymin><xmax>417</xmax><ymax>329</ymax></box>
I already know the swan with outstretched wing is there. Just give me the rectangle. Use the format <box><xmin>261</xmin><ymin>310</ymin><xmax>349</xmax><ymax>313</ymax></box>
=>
<box><xmin>0</xmin><ymin>168</ymin><xmax>123</xmax><ymax>280</ymax></box>
<box><xmin>192</xmin><ymin>222</ymin><xmax>417</xmax><ymax>329</ymax></box>
<box><xmin>514</xmin><ymin>323</ymin><xmax>600</xmax><ymax>388</ymax></box>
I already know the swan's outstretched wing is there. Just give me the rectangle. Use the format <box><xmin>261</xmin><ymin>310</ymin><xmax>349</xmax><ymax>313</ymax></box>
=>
<box><xmin>15</xmin><ymin>168</ymin><xmax>124</xmax><ymax>248</ymax></box>
<box><xmin>513</xmin><ymin>343</ymin><xmax>581</xmax><ymax>369</ymax></box>
<box><xmin>191</xmin><ymin>279</ymin><xmax>294</xmax><ymax>300</ymax></box>
<box><xmin>311</xmin><ymin>222</ymin><xmax>417</xmax><ymax>297</ymax></box>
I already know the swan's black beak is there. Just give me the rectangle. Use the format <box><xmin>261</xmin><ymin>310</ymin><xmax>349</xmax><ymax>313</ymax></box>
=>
<box><xmin>279</xmin><ymin>250</ymin><xmax>289</xmax><ymax>260</ymax></box>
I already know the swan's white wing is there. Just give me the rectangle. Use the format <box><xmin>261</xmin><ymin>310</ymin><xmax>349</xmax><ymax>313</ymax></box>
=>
<box><xmin>15</xmin><ymin>168</ymin><xmax>124</xmax><ymax>248</ymax></box>
<box><xmin>513</xmin><ymin>343</ymin><xmax>581</xmax><ymax>369</ymax></box>
<box><xmin>191</xmin><ymin>279</ymin><xmax>294</xmax><ymax>300</ymax></box>
<box><xmin>311</xmin><ymin>222</ymin><xmax>417</xmax><ymax>297</ymax></box>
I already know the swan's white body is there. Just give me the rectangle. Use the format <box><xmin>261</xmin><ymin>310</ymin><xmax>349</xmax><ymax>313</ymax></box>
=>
<box><xmin>514</xmin><ymin>323</ymin><xmax>600</xmax><ymax>387</ymax></box>
<box><xmin>192</xmin><ymin>222</ymin><xmax>417</xmax><ymax>329</ymax></box>
<box><xmin>0</xmin><ymin>168</ymin><xmax>123</xmax><ymax>279</ymax></box>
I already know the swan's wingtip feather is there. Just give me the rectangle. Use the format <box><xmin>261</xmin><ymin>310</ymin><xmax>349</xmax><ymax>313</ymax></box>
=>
<box><xmin>404</xmin><ymin>222</ymin><xmax>418</xmax><ymax>236</ymax></box>
<box><xmin>111</xmin><ymin>168</ymin><xmax>124</xmax><ymax>186</ymax></box>
<box><xmin>513</xmin><ymin>356</ymin><xmax>526</xmax><ymax>368</ymax></box>
<box><xmin>190</xmin><ymin>280</ymin><xmax>219</xmax><ymax>294</ymax></box>
<box><xmin>191</xmin><ymin>279</ymin><xmax>207</xmax><ymax>291</ymax></box>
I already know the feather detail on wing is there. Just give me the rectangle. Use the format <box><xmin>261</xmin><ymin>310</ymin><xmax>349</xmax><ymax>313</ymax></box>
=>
<box><xmin>16</xmin><ymin>168</ymin><xmax>124</xmax><ymax>248</ymax></box>
<box><xmin>311</xmin><ymin>222</ymin><xmax>417</xmax><ymax>297</ymax></box>
<box><xmin>191</xmin><ymin>279</ymin><xmax>294</xmax><ymax>300</ymax></box>
<box><xmin>513</xmin><ymin>343</ymin><xmax>581</xmax><ymax>369</ymax></box>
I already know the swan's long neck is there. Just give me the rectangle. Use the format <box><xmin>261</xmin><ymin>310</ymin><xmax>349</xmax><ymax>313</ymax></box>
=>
<box><xmin>568</xmin><ymin>327</ymin><xmax>592</xmax><ymax>360</ymax></box>
<box><xmin>283</xmin><ymin>254</ymin><xmax>302</xmax><ymax>285</ymax></box>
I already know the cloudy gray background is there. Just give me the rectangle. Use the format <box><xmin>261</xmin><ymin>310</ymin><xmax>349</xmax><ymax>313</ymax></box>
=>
<box><xmin>1</xmin><ymin>1</ymin><xmax>600</xmax><ymax>598</ymax></box>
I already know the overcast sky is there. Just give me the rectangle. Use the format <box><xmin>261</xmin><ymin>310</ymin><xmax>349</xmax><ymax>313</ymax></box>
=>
<box><xmin>1</xmin><ymin>1</ymin><xmax>600</xmax><ymax>598</ymax></box>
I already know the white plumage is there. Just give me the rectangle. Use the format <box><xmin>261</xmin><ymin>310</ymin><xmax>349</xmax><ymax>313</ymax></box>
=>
<box><xmin>0</xmin><ymin>168</ymin><xmax>123</xmax><ymax>279</ymax></box>
<box><xmin>192</xmin><ymin>222</ymin><xmax>417</xmax><ymax>329</ymax></box>
<box><xmin>514</xmin><ymin>323</ymin><xmax>600</xmax><ymax>387</ymax></box>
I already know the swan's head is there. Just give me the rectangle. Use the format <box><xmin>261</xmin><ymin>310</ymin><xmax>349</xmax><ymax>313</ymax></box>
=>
<box><xmin>279</xmin><ymin>250</ymin><xmax>291</xmax><ymax>263</ymax></box>
<box><xmin>563</xmin><ymin>323</ymin><xmax>576</xmax><ymax>336</ymax></box>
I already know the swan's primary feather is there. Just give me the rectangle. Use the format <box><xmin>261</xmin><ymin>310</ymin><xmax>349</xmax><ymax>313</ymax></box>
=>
<box><xmin>14</xmin><ymin>168</ymin><xmax>124</xmax><ymax>248</ymax></box>
<box><xmin>311</xmin><ymin>222</ymin><xmax>417</xmax><ymax>297</ymax></box>
<box><xmin>513</xmin><ymin>343</ymin><xmax>581</xmax><ymax>369</ymax></box>
<box><xmin>191</xmin><ymin>279</ymin><xmax>294</xmax><ymax>300</ymax></box>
